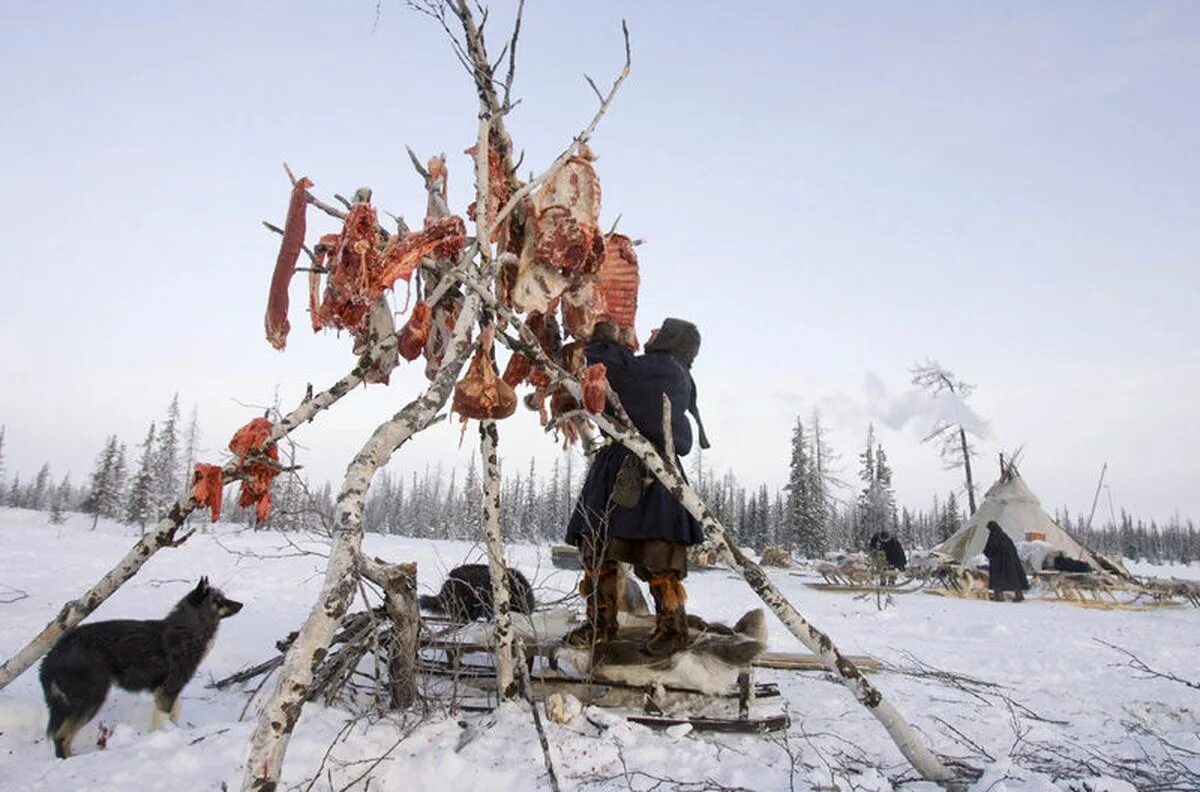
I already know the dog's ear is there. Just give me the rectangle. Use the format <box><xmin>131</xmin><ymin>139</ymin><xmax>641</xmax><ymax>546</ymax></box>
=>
<box><xmin>188</xmin><ymin>577</ymin><xmax>211</xmax><ymax>605</ymax></box>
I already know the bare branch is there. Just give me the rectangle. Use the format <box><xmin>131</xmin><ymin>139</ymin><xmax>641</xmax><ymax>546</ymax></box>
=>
<box><xmin>1097</xmin><ymin>639</ymin><xmax>1200</xmax><ymax>690</ymax></box>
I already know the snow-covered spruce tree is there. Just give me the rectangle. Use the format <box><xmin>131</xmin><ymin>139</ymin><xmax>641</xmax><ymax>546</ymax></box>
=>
<box><xmin>911</xmin><ymin>360</ymin><xmax>982</xmax><ymax>515</ymax></box>
<box><xmin>151</xmin><ymin>393</ymin><xmax>182</xmax><ymax>519</ymax></box>
<box><xmin>856</xmin><ymin>425</ymin><xmax>879</xmax><ymax>547</ymax></box>
<box><xmin>855</xmin><ymin>424</ymin><xmax>897</xmax><ymax>548</ymax></box>
<box><xmin>180</xmin><ymin>404</ymin><xmax>200</xmax><ymax>492</ymax></box>
<box><xmin>83</xmin><ymin>435</ymin><xmax>124</xmax><ymax>529</ymax></box>
<box><xmin>49</xmin><ymin>474</ymin><xmax>71</xmax><ymax>524</ymax></box>
<box><xmin>6</xmin><ymin>474</ymin><xmax>21</xmax><ymax>508</ymax></box>
<box><xmin>875</xmin><ymin>444</ymin><xmax>898</xmax><ymax>531</ymax></box>
<box><xmin>937</xmin><ymin>490</ymin><xmax>962</xmax><ymax>542</ymax></box>
<box><xmin>29</xmin><ymin>463</ymin><xmax>52</xmax><ymax>512</ymax></box>
<box><xmin>786</xmin><ymin>415</ymin><xmax>828</xmax><ymax>558</ymax></box>
<box><xmin>0</xmin><ymin>425</ymin><xmax>6</xmax><ymax>497</ymax></box>
<box><xmin>808</xmin><ymin>409</ymin><xmax>838</xmax><ymax>524</ymax></box>
<box><xmin>785</xmin><ymin>416</ymin><xmax>810</xmax><ymax>551</ymax></box>
<box><xmin>124</xmin><ymin>422</ymin><xmax>157</xmax><ymax>532</ymax></box>
<box><xmin>462</xmin><ymin>454</ymin><xmax>482</xmax><ymax>535</ymax></box>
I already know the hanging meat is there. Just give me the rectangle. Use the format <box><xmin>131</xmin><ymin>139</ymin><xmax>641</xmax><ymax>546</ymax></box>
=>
<box><xmin>531</xmin><ymin>145</ymin><xmax>603</xmax><ymax>275</ymax></box>
<box><xmin>581</xmin><ymin>363</ymin><xmax>608</xmax><ymax>414</ymax></box>
<box><xmin>228</xmin><ymin>417</ymin><xmax>280</xmax><ymax>524</ymax></box>
<box><xmin>501</xmin><ymin>350</ymin><xmax>532</xmax><ymax>389</ymax></box>
<box><xmin>504</xmin><ymin>145</ymin><xmax>603</xmax><ymax>314</ymax></box>
<box><xmin>560</xmin><ymin>279</ymin><xmax>599</xmax><ymax>340</ymax></box>
<box><xmin>377</xmin><ymin>215</ymin><xmax>467</xmax><ymax>288</ymax></box>
<box><xmin>423</xmin><ymin>290</ymin><xmax>465</xmax><ymax>380</ymax></box>
<box><xmin>452</xmin><ymin>327</ymin><xmax>517</xmax><ymax>421</ymax></box>
<box><xmin>265</xmin><ymin>176</ymin><xmax>313</xmax><ymax>351</ymax></box>
<box><xmin>309</xmin><ymin>202</ymin><xmax>381</xmax><ymax>334</ymax></box>
<box><xmin>593</xmin><ymin>232</ymin><xmax>640</xmax><ymax>346</ymax></box>
<box><xmin>398</xmin><ymin>300</ymin><xmax>432</xmax><ymax>361</ymax></box>
<box><xmin>465</xmin><ymin>138</ymin><xmax>513</xmax><ymax>244</ymax></box>
<box><xmin>191</xmin><ymin>463</ymin><xmax>225</xmax><ymax>523</ymax></box>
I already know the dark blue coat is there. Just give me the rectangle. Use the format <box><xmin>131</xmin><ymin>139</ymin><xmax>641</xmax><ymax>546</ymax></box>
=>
<box><xmin>564</xmin><ymin>340</ymin><xmax>703</xmax><ymax>547</ymax></box>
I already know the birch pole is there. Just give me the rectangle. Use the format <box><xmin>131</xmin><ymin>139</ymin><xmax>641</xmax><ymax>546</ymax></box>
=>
<box><xmin>243</xmin><ymin>292</ymin><xmax>481</xmax><ymax>792</ymax></box>
<box><xmin>0</xmin><ymin>354</ymin><xmax>383</xmax><ymax>691</ymax></box>
<box><xmin>479</xmin><ymin>420</ymin><xmax>517</xmax><ymax>698</ymax></box>
<box><xmin>468</xmin><ymin>106</ymin><xmax>518</xmax><ymax>699</ymax></box>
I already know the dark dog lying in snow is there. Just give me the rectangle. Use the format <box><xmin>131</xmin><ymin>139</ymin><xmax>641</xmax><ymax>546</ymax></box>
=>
<box><xmin>39</xmin><ymin>577</ymin><xmax>242</xmax><ymax>758</ymax></box>
<box><xmin>419</xmin><ymin>563</ymin><xmax>536</xmax><ymax>621</ymax></box>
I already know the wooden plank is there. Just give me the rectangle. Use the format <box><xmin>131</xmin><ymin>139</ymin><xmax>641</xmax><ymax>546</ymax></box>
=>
<box><xmin>753</xmin><ymin>652</ymin><xmax>881</xmax><ymax>672</ymax></box>
<box><xmin>628</xmin><ymin>712</ymin><xmax>791</xmax><ymax>733</ymax></box>
<box><xmin>418</xmin><ymin>659</ymin><xmax>782</xmax><ymax>699</ymax></box>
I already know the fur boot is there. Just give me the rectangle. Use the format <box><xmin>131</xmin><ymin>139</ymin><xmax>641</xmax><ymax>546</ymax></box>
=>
<box><xmin>644</xmin><ymin>572</ymin><xmax>689</xmax><ymax>656</ymax></box>
<box><xmin>564</xmin><ymin>563</ymin><xmax>619</xmax><ymax>647</ymax></box>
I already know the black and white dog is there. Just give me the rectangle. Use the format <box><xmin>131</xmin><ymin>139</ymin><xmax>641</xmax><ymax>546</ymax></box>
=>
<box><xmin>39</xmin><ymin>577</ymin><xmax>242</xmax><ymax>758</ymax></box>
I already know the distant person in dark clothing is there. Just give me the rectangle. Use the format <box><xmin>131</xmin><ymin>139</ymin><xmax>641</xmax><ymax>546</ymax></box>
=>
<box><xmin>983</xmin><ymin>521</ymin><xmax>1030</xmax><ymax>602</ymax></box>
<box><xmin>868</xmin><ymin>530</ymin><xmax>907</xmax><ymax>571</ymax></box>
<box><xmin>564</xmin><ymin>318</ymin><xmax>710</xmax><ymax>656</ymax></box>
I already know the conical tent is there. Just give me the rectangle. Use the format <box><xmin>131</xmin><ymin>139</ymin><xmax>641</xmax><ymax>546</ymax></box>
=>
<box><xmin>936</xmin><ymin>467</ymin><xmax>1105</xmax><ymax>570</ymax></box>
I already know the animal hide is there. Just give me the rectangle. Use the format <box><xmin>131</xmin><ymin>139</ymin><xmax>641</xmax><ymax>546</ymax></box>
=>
<box><xmin>555</xmin><ymin>609</ymin><xmax>768</xmax><ymax>695</ymax></box>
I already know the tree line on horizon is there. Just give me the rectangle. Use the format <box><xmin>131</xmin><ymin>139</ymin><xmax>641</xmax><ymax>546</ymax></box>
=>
<box><xmin>1</xmin><ymin>400</ymin><xmax>1197</xmax><ymax>564</ymax></box>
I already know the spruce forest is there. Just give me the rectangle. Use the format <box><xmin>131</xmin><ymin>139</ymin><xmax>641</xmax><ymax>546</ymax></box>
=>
<box><xmin>2</xmin><ymin>398</ymin><xmax>1194</xmax><ymax>564</ymax></box>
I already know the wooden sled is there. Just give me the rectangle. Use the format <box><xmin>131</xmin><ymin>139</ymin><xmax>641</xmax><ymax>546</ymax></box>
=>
<box><xmin>424</xmin><ymin>607</ymin><xmax>792</xmax><ymax>734</ymax></box>
<box><xmin>438</xmin><ymin>663</ymin><xmax>789</xmax><ymax>734</ymax></box>
<box><xmin>1040</xmin><ymin>596</ymin><xmax>1183</xmax><ymax>612</ymax></box>
<box><xmin>801</xmin><ymin>580</ymin><xmax>922</xmax><ymax>594</ymax></box>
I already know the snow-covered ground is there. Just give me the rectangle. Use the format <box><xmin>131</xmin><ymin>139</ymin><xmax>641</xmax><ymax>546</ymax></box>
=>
<box><xmin>1</xmin><ymin>508</ymin><xmax>1197</xmax><ymax>791</ymax></box>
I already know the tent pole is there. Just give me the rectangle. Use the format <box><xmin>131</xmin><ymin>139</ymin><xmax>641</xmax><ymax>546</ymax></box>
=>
<box><xmin>1085</xmin><ymin>462</ymin><xmax>1107</xmax><ymax>531</ymax></box>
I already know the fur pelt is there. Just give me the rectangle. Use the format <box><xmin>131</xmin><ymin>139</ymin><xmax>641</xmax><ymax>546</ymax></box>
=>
<box><xmin>555</xmin><ymin>608</ymin><xmax>768</xmax><ymax>695</ymax></box>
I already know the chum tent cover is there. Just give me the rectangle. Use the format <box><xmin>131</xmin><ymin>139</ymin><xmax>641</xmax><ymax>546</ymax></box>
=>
<box><xmin>935</xmin><ymin>464</ymin><xmax>1107</xmax><ymax>572</ymax></box>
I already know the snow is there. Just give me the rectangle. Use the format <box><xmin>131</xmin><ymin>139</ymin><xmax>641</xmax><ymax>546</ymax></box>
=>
<box><xmin>1</xmin><ymin>508</ymin><xmax>1197</xmax><ymax>790</ymax></box>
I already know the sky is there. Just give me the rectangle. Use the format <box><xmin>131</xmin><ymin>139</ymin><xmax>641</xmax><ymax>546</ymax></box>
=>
<box><xmin>1</xmin><ymin>1</ymin><xmax>1197</xmax><ymax>523</ymax></box>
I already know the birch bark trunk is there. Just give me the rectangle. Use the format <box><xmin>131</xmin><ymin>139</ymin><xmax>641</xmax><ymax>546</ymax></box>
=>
<box><xmin>242</xmin><ymin>293</ymin><xmax>481</xmax><ymax>792</ymax></box>
<box><xmin>480</xmin><ymin>420</ymin><xmax>517</xmax><ymax>699</ymax></box>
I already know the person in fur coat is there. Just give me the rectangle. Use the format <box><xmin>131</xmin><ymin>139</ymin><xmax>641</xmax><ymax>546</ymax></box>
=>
<box><xmin>983</xmin><ymin>521</ymin><xmax>1030</xmax><ymax>602</ymax></box>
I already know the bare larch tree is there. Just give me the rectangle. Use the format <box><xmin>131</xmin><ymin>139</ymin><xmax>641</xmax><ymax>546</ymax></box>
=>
<box><xmin>911</xmin><ymin>360</ymin><xmax>982</xmax><ymax>516</ymax></box>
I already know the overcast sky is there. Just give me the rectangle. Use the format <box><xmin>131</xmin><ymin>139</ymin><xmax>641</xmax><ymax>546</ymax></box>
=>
<box><xmin>1</xmin><ymin>2</ymin><xmax>1197</xmax><ymax>523</ymax></box>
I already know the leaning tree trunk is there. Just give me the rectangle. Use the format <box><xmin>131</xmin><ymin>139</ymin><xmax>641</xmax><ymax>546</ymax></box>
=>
<box><xmin>480</xmin><ymin>420</ymin><xmax>517</xmax><ymax>699</ymax></box>
<box><xmin>242</xmin><ymin>293</ymin><xmax>481</xmax><ymax>792</ymax></box>
<box><xmin>0</xmin><ymin>355</ymin><xmax>382</xmax><ymax>692</ymax></box>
